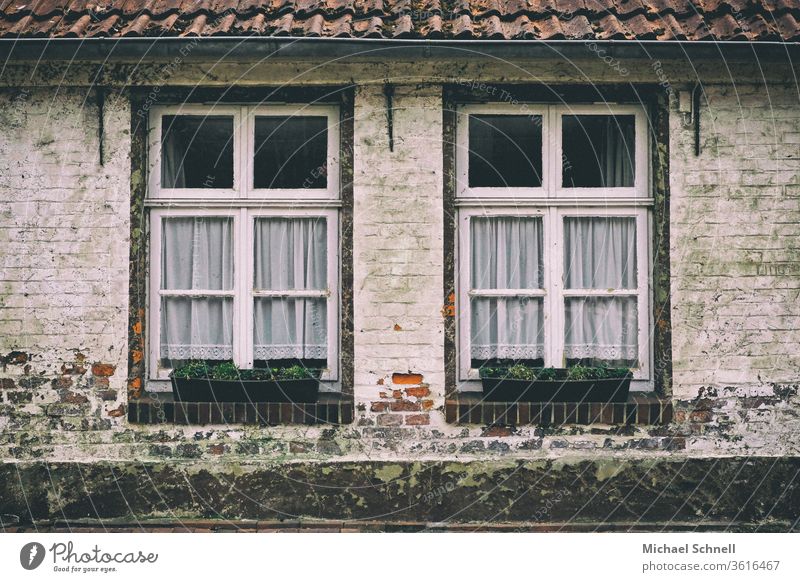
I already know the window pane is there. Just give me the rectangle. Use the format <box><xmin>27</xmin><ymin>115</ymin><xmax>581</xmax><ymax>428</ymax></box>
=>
<box><xmin>254</xmin><ymin>217</ymin><xmax>327</xmax><ymax>291</ymax></box>
<box><xmin>254</xmin><ymin>116</ymin><xmax>328</xmax><ymax>189</ymax></box>
<box><xmin>161</xmin><ymin>217</ymin><xmax>234</xmax><ymax>291</ymax></box>
<box><xmin>562</xmin><ymin>115</ymin><xmax>635</xmax><ymax>187</ymax></box>
<box><xmin>161</xmin><ymin>115</ymin><xmax>234</xmax><ymax>188</ymax></box>
<box><xmin>160</xmin><ymin>297</ymin><xmax>233</xmax><ymax>364</ymax></box>
<box><xmin>471</xmin><ymin>297</ymin><xmax>544</xmax><ymax>361</ymax></box>
<box><xmin>254</xmin><ymin>298</ymin><xmax>327</xmax><ymax>360</ymax></box>
<box><xmin>471</xmin><ymin>217</ymin><xmax>543</xmax><ymax>290</ymax></box>
<box><xmin>564</xmin><ymin>217</ymin><xmax>636</xmax><ymax>289</ymax></box>
<box><xmin>468</xmin><ymin>115</ymin><xmax>542</xmax><ymax>188</ymax></box>
<box><xmin>564</xmin><ymin>297</ymin><xmax>638</xmax><ymax>367</ymax></box>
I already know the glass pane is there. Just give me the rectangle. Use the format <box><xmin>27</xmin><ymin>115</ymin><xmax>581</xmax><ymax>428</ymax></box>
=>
<box><xmin>160</xmin><ymin>297</ymin><xmax>233</xmax><ymax>364</ymax></box>
<box><xmin>471</xmin><ymin>216</ymin><xmax>543</xmax><ymax>290</ymax></box>
<box><xmin>564</xmin><ymin>297</ymin><xmax>638</xmax><ymax>367</ymax></box>
<box><xmin>161</xmin><ymin>217</ymin><xmax>234</xmax><ymax>291</ymax></box>
<box><xmin>161</xmin><ymin>115</ymin><xmax>234</xmax><ymax>188</ymax></box>
<box><xmin>468</xmin><ymin>115</ymin><xmax>542</xmax><ymax>188</ymax></box>
<box><xmin>254</xmin><ymin>217</ymin><xmax>327</xmax><ymax>291</ymax></box>
<box><xmin>254</xmin><ymin>116</ymin><xmax>328</xmax><ymax>189</ymax></box>
<box><xmin>562</xmin><ymin>115</ymin><xmax>635</xmax><ymax>187</ymax></box>
<box><xmin>254</xmin><ymin>298</ymin><xmax>327</xmax><ymax>360</ymax></box>
<box><xmin>564</xmin><ymin>217</ymin><xmax>636</xmax><ymax>290</ymax></box>
<box><xmin>470</xmin><ymin>297</ymin><xmax>544</xmax><ymax>361</ymax></box>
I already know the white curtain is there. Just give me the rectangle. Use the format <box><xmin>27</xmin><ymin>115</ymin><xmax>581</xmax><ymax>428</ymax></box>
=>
<box><xmin>162</xmin><ymin>120</ymin><xmax>186</xmax><ymax>188</ymax></box>
<box><xmin>470</xmin><ymin>217</ymin><xmax>544</xmax><ymax>360</ymax></box>
<box><xmin>253</xmin><ymin>217</ymin><xmax>327</xmax><ymax>360</ymax></box>
<box><xmin>563</xmin><ymin>217</ymin><xmax>638</xmax><ymax>362</ymax></box>
<box><xmin>160</xmin><ymin>217</ymin><xmax>234</xmax><ymax>360</ymax></box>
<box><xmin>602</xmin><ymin>115</ymin><xmax>635</xmax><ymax>187</ymax></box>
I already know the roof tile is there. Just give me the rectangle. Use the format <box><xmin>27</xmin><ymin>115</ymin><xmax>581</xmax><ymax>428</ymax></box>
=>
<box><xmin>0</xmin><ymin>0</ymin><xmax>797</xmax><ymax>41</ymax></box>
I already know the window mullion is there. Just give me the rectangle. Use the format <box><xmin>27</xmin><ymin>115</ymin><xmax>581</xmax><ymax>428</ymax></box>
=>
<box><xmin>236</xmin><ymin>208</ymin><xmax>250</xmax><ymax>368</ymax></box>
<box><xmin>550</xmin><ymin>207</ymin><xmax>564</xmax><ymax>368</ymax></box>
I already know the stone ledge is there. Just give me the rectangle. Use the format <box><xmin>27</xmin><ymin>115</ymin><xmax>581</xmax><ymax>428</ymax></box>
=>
<box><xmin>1</xmin><ymin>459</ymin><xmax>797</xmax><ymax>528</ymax></box>
<box><xmin>128</xmin><ymin>394</ymin><xmax>354</xmax><ymax>425</ymax></box>
<box><xmin>445</xmin><ymin>393</ymin><xmax>672</xmax><ymax>426</ymax></box>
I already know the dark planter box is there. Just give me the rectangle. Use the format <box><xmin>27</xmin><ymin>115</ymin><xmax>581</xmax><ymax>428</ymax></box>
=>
<box><xmin>171</xmin><ymin>377</ymin><xmax>320</xmax><ymax>403</ymax></box>
<box><xmin>481</xmin><ymin>374</ymin><xmax>632</xmax><ymax>403</ymax></box>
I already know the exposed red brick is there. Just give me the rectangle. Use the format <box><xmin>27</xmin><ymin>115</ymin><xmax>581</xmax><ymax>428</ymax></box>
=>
<box><xmin>404</xmin><ymin>386</ymin><xmax>430</xmax><ymax>398</ymax></box>
<box><xmin>208</xmin><ymin>444</ymin><xmax>226</xmax><ymax>455</ymax></box>
<box><xmin>393</xmin><ymin>323</ymin><xmax>402</xmax><ymax>331</ymax></box>
<box><xmin>377</xmin><ymin>414</ymin><xmax>403</xmax><ymax>426</ymax></box>
<box><xmin>421</xmin><ymin>399</ymin><xmax>434</xmax><ymax>410</ymax></box>
<box><xmin>392</xmin><ymin>390</ymin><xmax>403</xmax><ymax>399</ymax></box>
<box><xmin>92</xmin><ymin>363</ymin><xmax>116</xmax><ymax>377</ymax></box>
<box><xmin>674</xmin><ymin>409</ymin><xmax>687</xmax><ymax>423</ymax></box>
<box><xmin>392</xmin><ymin>373</ymin><xmax>424</xmax><ymax>385</ymax></box>
<box><xmin>51</xmin><ymin>376</ymin><xmax>73</xmax><ymax>390</ymax></box>
<box><xmin>92</xmin><ymin>376</ymin><xmax>110</xmax><ymax>388</ymax></box>
<box><xmin>482</xmin><ymin>426</ymin><xmax>514</xmax><ymax>438</ymax></box>
<box><xmin>377</xmin><ymin>378</ymin><xmax>384</xmax><ymax>385</ymax></box>
<box><xmin>405</xmin><ymin>414</ymin><xmax>430</xmax><ymax>426</ymax></box>
<box><xmin>390</xmin><ymin>400</ymin><xmax>421</xmax><ymax>412</ymax></box>
<box><xmin>689</xmin><ymin>410</ymin><xmax>713</xmax><ymax>423</ymax></box>
<box><xmin>289</xmin><ymin>442</ymin><xmax>311</xmax><ymax>454</ymax></box>
<box><xmin>107</xmin><ymin>404</ymin><xmax>126</xmax><ymax>417</ymax></box>
<box><xmin>61</xmin><ymin>391</ymin><xmax>89</xmax><ymax>404</ymax></box>
<box><xmin>371</xmin><ymin>402</ymin><xmax>389</xmax><ymax>412</ymax></box>
<box><xmin>379</xmin><ymin>391</ymin><xmax>389</xmax><ymax>398</ymax></box>
<box><xmin>61</xmin><ymin>363</ymin><xmax>87</xmax><ymax>375</ymax></box>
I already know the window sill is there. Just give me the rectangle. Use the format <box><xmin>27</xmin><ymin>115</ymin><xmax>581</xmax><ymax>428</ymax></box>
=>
<box><xmin>128</xmin><ymin>393</ymin><xmax>353</xmax><ymax>425</ymax></box>
<box><xmin>445</xmin><ymin>393</ymin><xmax>672</xmax><ymax>426</ymax></box>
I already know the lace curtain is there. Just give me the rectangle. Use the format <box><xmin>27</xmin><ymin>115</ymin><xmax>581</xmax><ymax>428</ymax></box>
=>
<box><xmin>563</xmin><ymin>217</ymin><xmax>638</xmax><ymax>362</ymax></box>
<box><xmin>470</xmin><ymin>216</ymin><xmax>545</xmax><ymax>360</ymax></box>
<box><xmin>253</xmin><ymin>217</ymin><xmax>328</xmax><ymax>360</ymax></box>
<box><xmin>160</xmin><ymin>217</ymin><xmax>234</xmax><ymax>361</ymax></box>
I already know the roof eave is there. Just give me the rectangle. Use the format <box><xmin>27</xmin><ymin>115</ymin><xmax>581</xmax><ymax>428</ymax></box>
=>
<box><xmin>1</xmin><ymin>36</ymin><xmax>798</xmax><ymax>62</ymax></box>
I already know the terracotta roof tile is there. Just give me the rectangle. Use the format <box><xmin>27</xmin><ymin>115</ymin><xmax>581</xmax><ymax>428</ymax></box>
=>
<box><xmin>0</xmin><ymin>0</ymin><xmax>797</xmax><ymax>40</ymax></box>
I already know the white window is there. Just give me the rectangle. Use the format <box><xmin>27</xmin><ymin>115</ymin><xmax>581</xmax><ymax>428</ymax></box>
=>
<box><xmin>146</xmin><ymin>105</ymin><xmax>341</xmax><ymax>389</ymax></box>
<box><xmin>456</xmin><ymin>104</ymin><xmax>652</xmax><ymax>390</ymax></box>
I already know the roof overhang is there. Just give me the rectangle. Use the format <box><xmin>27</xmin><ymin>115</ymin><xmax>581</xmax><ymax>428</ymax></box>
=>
<box><xmin>1</xmin><ymin>36</ymin><xmax>799</xmax><ymax>63</ymax></box>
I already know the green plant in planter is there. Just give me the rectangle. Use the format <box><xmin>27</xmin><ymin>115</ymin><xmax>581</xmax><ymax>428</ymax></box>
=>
<box><xmin>172</xmin><ymin>360</ymin><xmax>323</xmax><ymax>381</ymax></box>
<box><xmin>171</xmin><ymin>360</ymin><xmax>210</xmax><ymax>379</ymax></box>
<box><xmin>210</xmin><ymin>361</ymin><xmax>240</xmax><ymax>381</ymax></box>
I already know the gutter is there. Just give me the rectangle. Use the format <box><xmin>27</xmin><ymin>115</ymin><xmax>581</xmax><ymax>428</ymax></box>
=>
<box><xmin>0</xmin><ymin>36</ymin><xmax>798</xmax><ymax>62</ymax></box>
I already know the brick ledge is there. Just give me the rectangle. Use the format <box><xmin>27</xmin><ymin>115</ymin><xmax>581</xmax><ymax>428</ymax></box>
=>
<box><xmin>128</xmin><ymin>394</ymin><xmax>353</xmax><ymax>425</ymax></box>
<box><xmin>445</xmin><ymin>393</ymin><xmax>672</xmax><ymax>426</ymax></box>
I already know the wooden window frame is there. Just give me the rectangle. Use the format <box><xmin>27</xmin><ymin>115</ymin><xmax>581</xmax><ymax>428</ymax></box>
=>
<box><xmin>454</xmin><ymin>102</ymin><xmax>654</xmax><ymax>392</ymax></box>
<box><xmin>144</xmin><ymin>103</ymin><xmax>343</xmax><ymax>393</ymax></box>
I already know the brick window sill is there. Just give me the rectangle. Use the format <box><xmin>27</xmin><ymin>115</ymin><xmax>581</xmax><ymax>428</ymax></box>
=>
<box><xmin>128</xmin><ymin>393</ymin><xmax>354</xmax><ymax>426</ymax></box>
<box><xmin>445</xmin><ymin>393</ymin><xmax>672</xmax><ymax>426</ymax></box>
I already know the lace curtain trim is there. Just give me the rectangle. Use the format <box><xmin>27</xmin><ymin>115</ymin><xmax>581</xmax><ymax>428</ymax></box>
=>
<box><xmin>471</xmin><ymin>344</ymin><xmax>545</xmax><ymax>360</ymax></box>
<box><xmin>563</xmin><ymin>344</ymin><xmax>638</xmax><ymax>360</ymax></box>
<box><xmin>160</xmin><ymin>344</ymin><xmax>233</xmax><ymax>360</ymax></box>
<box><xmin>254</xmin><ymin>344</ymin><xmax>327</xmax><ymax>360</ymax></box>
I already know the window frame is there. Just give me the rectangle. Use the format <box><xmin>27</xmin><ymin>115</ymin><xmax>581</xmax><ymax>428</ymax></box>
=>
<box><xmin>146</xmin><ymin>103</ymin><xmax>342</xmax><ymax>391</ymax></box>
<box><xmin>455</xmin><ymin>102</ymin><xmax>653</xmax><ymax>391</ymax></box>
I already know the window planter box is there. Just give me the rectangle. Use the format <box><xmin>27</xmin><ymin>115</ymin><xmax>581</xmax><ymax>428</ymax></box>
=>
<box><xmin>480</xmin><ymin>370</ymin><xmax>632</xmax><ymax>403</ymax></box>
<box><xmin>170</xmin><ymin>377</ymin><xmax>320</xmax><ymax>403</ymax></box>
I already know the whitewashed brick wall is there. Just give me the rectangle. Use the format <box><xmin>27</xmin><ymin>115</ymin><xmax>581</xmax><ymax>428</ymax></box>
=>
<box><xmin>352</xmin><ymin>85</ymin><xmax>446</xmax><ymax>418</ymax></box>
<box><xmin>670</xmin><ymin>84</ymin><xmax>800</xmax><ymax>399</ymax></box>
<box><xmin>0</xmin><ymin>71</ymin><xmax>798</xmax><ymax>460</ymax></box>
<box><xmin>0</xmin><ymin>87</ymin><xmax>130</xmax><ymax>423</ymax></box>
